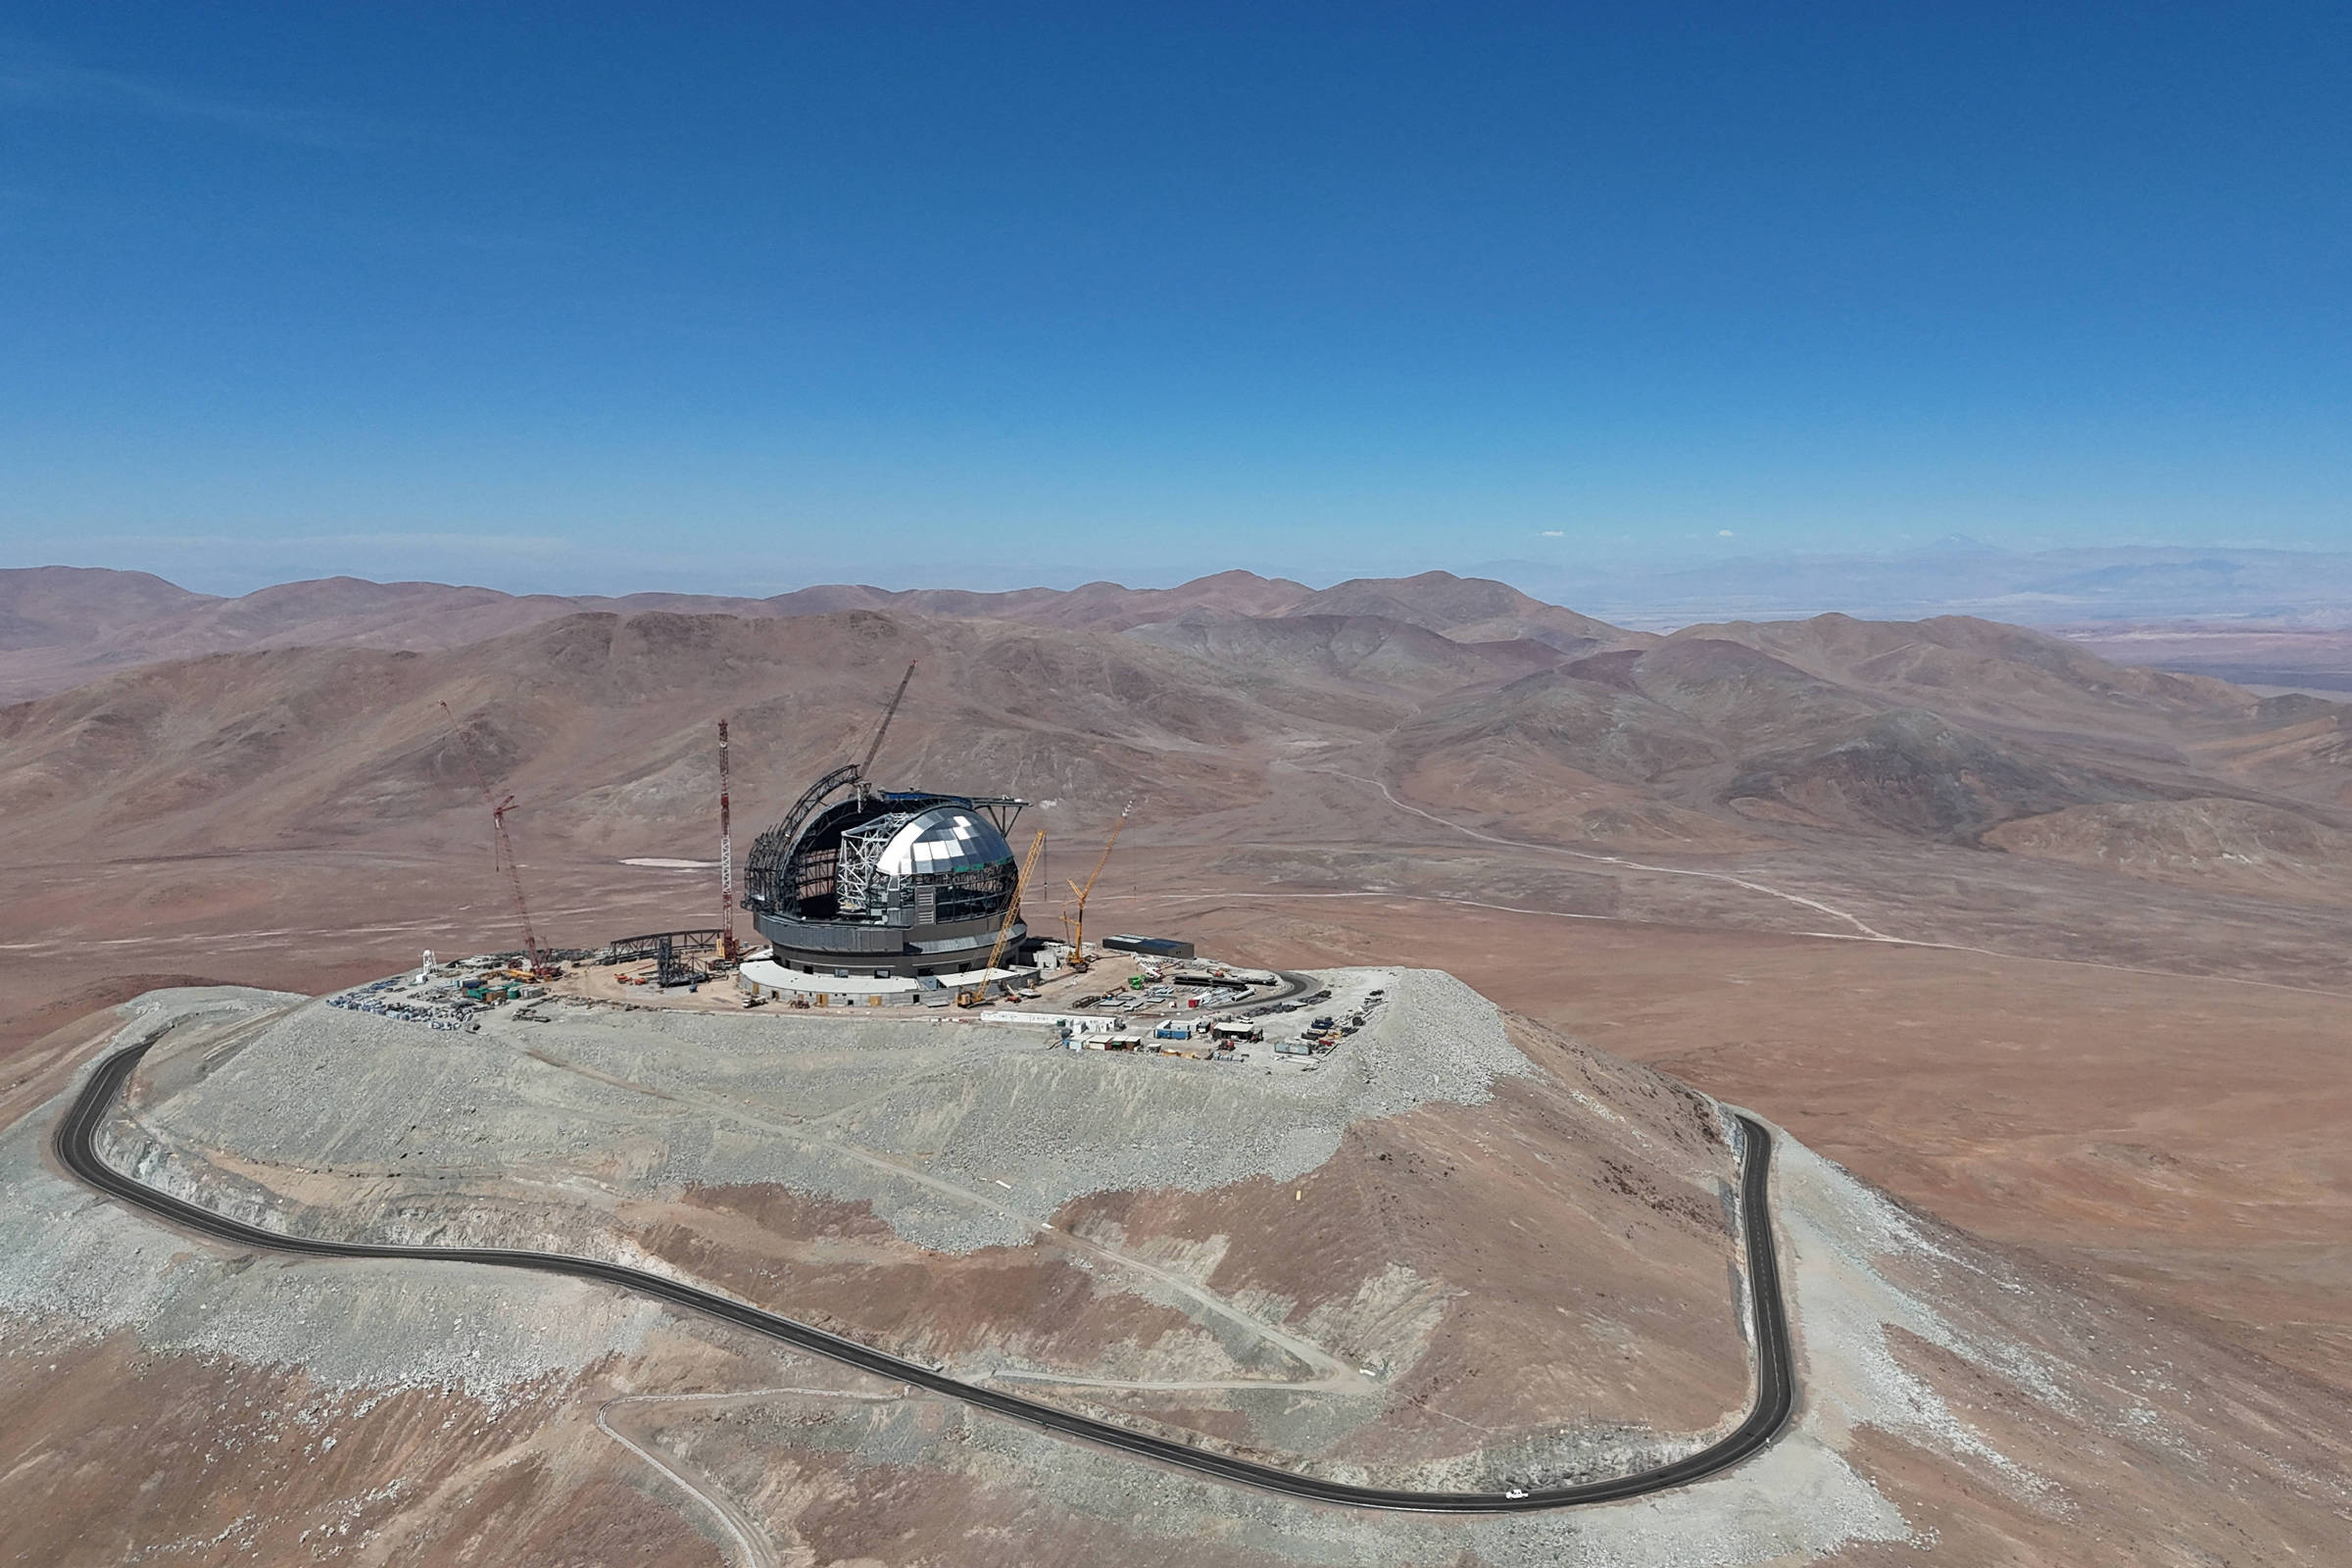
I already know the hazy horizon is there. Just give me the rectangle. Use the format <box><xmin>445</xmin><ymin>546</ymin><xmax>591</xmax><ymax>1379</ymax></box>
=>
<box><xmin>18</xmin><ymin>536</ymin><xmax>2352</xmax><ymax>631</ymax></box>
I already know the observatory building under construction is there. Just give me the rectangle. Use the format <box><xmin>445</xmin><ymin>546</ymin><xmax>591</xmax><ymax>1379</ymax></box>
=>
<box><xmin>742</xmin><ymin>765</ymin><xmax>1029</xmax><ymax>979</ymax></box>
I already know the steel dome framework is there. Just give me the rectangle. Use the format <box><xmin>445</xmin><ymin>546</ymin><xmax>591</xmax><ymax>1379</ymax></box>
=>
<box><xmin>742</xmin><ymin>763</ymin><xmax>1030</xmax><ymax>977</ymax></box>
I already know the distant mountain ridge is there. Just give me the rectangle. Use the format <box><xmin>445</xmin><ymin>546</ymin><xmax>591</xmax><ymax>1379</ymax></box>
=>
<box><xmin>13</xmin><ymin>553</ymin><xmax>2350</xmax><ymax>703</ymax></box>
<box><xmin>0</xmin><ymin>565</ymin><xmax>1642</xmax><ymax>703</ymax></box>
<box><xmin>1481</xmin><ymin>543</ymin><xmax>2352</xmax><ymax>630</ymax></box>
<box><xmin>3</xmin><ymin>567</ymin><xmax>2343</xmax><ymax>884</ymax></box>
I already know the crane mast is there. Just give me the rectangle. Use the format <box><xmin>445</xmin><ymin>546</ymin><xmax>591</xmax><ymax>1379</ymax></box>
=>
<box><xmin>857</xmin><ymin>662</ymin><xmax>917</xmax><ymax>797</ymax></box>
<box><xmin>441</xmin><ymin>702</ymin><xmax>550</xmax><ymax>976</ymax></box>
<box><xmin>958</xmin><ymin>827</ymin><xmax>1046</xmax><ymax>1006</ymax></box>
<box><xmin>716</xmin><ymin>718</ymin><xmax>737</xmax><ymax>962</ymax></box>
<box><xmin>1061</xmin><ymin>800</ymin><xmax>1132</xmax><ymax>969</ymax></box>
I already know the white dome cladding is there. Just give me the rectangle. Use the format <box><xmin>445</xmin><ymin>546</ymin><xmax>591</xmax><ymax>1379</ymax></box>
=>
<box><xmin>873</xmin><ymin>806</ymin><xmax>1012</xmax><ymax>879</ymax></box>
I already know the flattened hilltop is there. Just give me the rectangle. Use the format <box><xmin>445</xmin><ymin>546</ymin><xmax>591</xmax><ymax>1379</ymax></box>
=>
<box><xmin>96</xmin><ymin>967</ymin><xmax>1759</xmax><ymax>1491</ymax></box>
<box><xmin>3</xmin><ymin>974</ymin><xmax>2346</xmax><ymax>1564</ymax></box>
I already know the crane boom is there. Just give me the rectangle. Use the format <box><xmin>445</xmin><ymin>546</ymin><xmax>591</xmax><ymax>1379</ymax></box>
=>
<box><xmin>441</xmin><ymin>701</ymin><xmax>548</xmax><ymax>975</ymax></box>
<box><xmin>958</xmin><ymin>827</ymin><xmax>1046</xmax><ymax>1006</ymax></box>
<box><xmin>716</xmin><ymin>718</ymin><xmax>736</xmax><ymax>962</ymax></box>
<box><xmin>1060</xmin><ymin>800</ymin><xmax>1132</xmax><ymax>967</ymax></box>
<box><xmin>858</xmin><ymin>662</ymin><xmax>917</xmax><ymax>787</ymax></box>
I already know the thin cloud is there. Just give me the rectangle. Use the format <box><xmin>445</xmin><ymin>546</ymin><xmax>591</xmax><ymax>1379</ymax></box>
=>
<box><xmin>0</xmin><ymin>40</ymin><xmax>442</xmax><ymax>151</ymax></box>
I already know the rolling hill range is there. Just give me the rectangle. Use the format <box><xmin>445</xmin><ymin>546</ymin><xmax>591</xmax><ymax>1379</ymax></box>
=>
<box><xmin>4</xmin><ymin>568</ymin><xmax>2345</xmax><ymax>869</ymax></box>
<box><xmin>0</xmin><ymin>564</ymin><xmax>1320</xmax><ymax>703</ymax></box>
<box><xmin>0</xmin><ymin>565</ymin><xmax>1645</xmax><ymax>704</ymax></box>
<box><xmin>2</xmin><ymin>565</ymin><xmax>2350</xmax><ymax>1562</ymax></box>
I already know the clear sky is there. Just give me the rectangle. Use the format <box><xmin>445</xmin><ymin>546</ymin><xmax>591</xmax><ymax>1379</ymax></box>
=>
<box><xmin>3</xmin><ymin>4</ymin><xmax>2346</xmax><ymax>595</ymax></box>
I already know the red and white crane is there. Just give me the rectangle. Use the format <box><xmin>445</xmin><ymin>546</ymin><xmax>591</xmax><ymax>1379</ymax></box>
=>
<box><xmin>441</xmin><ymin>701</ymin><xmax>551</xmax><ymax>977</ymax></box>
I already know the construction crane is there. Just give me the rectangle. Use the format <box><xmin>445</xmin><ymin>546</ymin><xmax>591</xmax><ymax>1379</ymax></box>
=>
<box><xmin>1060</xmin><ymin>800</ymin><xmax>1132</xmax><ymax>969</ymax></box>
<box><xmin>715</xmin><ymin>718</ymin><xmax>737</xmax><ymax>964</ymax></box>
<box><xmin>440</xmin><ymin>701</ymin><xmax>553</xmax><ymax>978</ymax></box>
<box><xmin>957</xmin><ymin>827</ymin><xmax>1046</xmax><ymax>1007</ymax></box>
<box><xmin>856</xmin><ymin>662</ymin><xmax>916</xmax><ymax>797</ymax></box>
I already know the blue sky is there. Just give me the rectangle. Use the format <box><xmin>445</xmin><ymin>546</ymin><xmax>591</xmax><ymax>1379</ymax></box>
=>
<box><xmin>2</xmin><ymin>4</ymin><xmax>2346</xmax><ymax>595</ymax></box>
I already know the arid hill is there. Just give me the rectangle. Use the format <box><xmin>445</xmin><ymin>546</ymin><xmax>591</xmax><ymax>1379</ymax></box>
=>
<box><xmin>1984</xmin><ymin>795</ymin><xmax>2352</xmax><ymax>904</ymax></box>
<box><xmin>4</xmin><ymin>568</ymin><xmax>2352</xmax><ymax>1563</ymax></box>
<box><xmin>6</xmin><ymin>973</ymin><xmax>2347</xmax><ymax>1566</ymax></box>
<box><xmin>5</xmin><ymin>576</ymin><xmax>2346</xmax><ymax>879</ymax></box>
<box><xmin>0</xmin><ymin>565</ymin><xmax>1323</xmax><ymax>703</ymax></box>
<box><xmin>1285</xmin><ymin>569</ymin><xmax>1642</xmax><ymax>653</ymax></box>
<box><xmin>6</xmin><ymin>592</ymin><xmax>2344</xmax><ymax>883</ymax></box>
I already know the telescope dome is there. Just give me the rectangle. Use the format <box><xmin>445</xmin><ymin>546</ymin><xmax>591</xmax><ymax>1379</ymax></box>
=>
<box><xmin>874</xmin><ymin>806</ymin><xmax>1014</xmax><ymax>879</ymax></box>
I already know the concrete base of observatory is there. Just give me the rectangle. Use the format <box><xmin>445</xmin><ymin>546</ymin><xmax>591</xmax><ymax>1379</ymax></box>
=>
<box><xmin>737</xmin><ymin>956</ymin><xmax>1041</xmax><ymax>1007</ymax></box>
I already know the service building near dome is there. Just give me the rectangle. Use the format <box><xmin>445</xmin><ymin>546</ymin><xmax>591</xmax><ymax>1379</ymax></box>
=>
<box><xmin>735</xmin><ymin>761</ymin><xmax>1042</xmax><ymax>1004</ymax></box>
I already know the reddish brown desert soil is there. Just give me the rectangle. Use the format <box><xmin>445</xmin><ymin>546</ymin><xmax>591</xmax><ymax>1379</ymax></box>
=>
<box><xmin>5</xmin><ymin>568</ymin><xmax>2351</xmax><ymax>1562</ymax></box>
<box><xmin>1124</xmin><ymin>890</ymin><xmax>2352</xmax><ymax>1394</ymax></box>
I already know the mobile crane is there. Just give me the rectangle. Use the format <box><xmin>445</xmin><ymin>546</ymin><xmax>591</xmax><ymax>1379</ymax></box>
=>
<box><xmin>1059</xmin><ymin>800</ymin><xmax>1132</xmax><ymax>970</ymax></box>
<box><xmin>956</xmin><ymin>827</ymin><xmax>1046</xmax><ymax>1007</ymax></box>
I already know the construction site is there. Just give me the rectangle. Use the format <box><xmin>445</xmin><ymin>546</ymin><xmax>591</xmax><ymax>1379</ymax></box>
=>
<box><xmin>403</xmin><ymin>664</ymin><xmax>1355</xmax><ymax>1067</ymax></box>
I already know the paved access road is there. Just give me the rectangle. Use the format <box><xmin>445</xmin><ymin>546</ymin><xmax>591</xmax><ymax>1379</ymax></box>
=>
<box><xmin>55</xmin><ymin>1034</ymin><xmax>1794</xmax><ymax>1513</ymax></box>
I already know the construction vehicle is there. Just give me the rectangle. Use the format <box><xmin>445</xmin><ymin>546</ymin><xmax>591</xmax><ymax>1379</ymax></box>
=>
<box><xmin>441</xmin><ymin>702</ymin><xmax>557</xmax><ymax>980</ymax></box>
<box><xmin>1058</xmin><ymin>800</ymin><xmax>1132</xmax><ymax>970</ymax></box>
<box><xmin>957</xmin><ymin>827</ymin><xmax>1046</xmax><ymax>1007</ymax></box>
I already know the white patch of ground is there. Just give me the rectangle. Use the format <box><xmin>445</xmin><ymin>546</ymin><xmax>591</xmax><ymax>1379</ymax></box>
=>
<box><xmin>1774</xmin><ymin>1132</ymin><xmax>2068</xmax><ymax>1506</ymax></box>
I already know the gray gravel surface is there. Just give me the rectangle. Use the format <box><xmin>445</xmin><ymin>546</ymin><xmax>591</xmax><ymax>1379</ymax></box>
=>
<box><xmin>0</xmin><ymin>998</ymin><xmax>665</xmax><ymax>1408</ymax></box>
<box><xmin>124</xmin><ymin>966</ymin><xmax>1533</xmax><ymax>1255</ymax></box>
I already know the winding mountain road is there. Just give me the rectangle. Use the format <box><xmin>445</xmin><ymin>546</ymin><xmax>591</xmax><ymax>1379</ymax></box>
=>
<box><xmin>55</xmin><ymin>1034</ymin><xmax>1795</xmax><ymax>1514</ymax></box>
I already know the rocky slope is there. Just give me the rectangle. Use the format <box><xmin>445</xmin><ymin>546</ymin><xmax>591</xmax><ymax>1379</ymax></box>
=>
<box><xmin>0</xmin><ymin>565</ymin><xmax>1322</xmax><ymax>703</ymax></box>
<box><xmin>5</xmin><ymin>981</ymin><xmax>2347</xmax><ymax>1565</ymax></box>
<box><xmin>95</xmin><ymin>970</ymin><xmax>1757</xmax><ymax>1490</ymax></box>
<box><xmin>1984</xmin><ymin>795</ymin><xmax>2352</xmax><ymax>903</ymax></box>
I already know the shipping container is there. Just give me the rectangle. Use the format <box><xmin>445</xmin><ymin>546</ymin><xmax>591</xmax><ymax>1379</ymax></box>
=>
<box><xmin>1103</xmin><ymin>934</ymin><xmax>1196</xmax><ymax>960</ymax></box>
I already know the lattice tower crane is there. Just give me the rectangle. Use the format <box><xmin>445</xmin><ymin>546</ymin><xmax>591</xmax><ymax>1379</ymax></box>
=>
<box><xmin>857</xmin><ymin>662</ymin><xmax>916</xmax><ymax>798</ymax></box>
<box><xmin>715</xmin><ymin>718</ymin><xmax>737</xmax><ymax>963</ymax></box>
<box><xmin>440</xmin><ymin>701</ymin><xmax>550</xmax><ymax>977</ymax></box>
<box><xmin>957</xmin><ymin>827</ymin><xmax>1046</xmax><ymax>1007</ymax></box>
<box><xmin>1059</xmin><ymin>799</ymin><xmax>1132</xmax><ymax>969</ymax></box>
